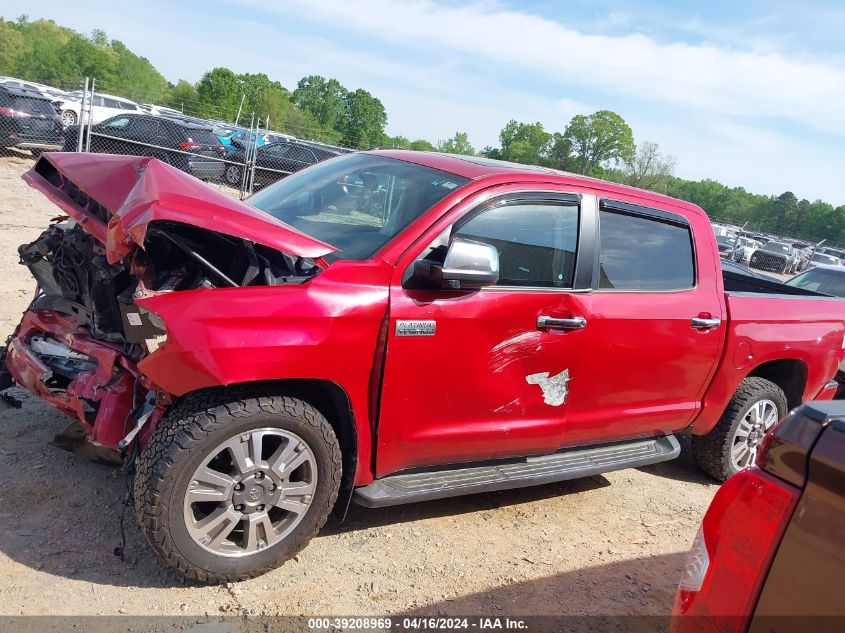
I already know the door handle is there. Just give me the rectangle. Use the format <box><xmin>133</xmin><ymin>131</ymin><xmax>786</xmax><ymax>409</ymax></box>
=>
<box><xmin>691</xmin><ymin>317</ymin><xmax>721</xmax><ymax>329</ymax></box>
<box><xmin>537</xmin><ymin>315</ymin><xmax>587</xmax><ymax>330</ymax></box>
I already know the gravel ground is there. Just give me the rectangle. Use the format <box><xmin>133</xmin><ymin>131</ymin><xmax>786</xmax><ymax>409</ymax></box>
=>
<box><xmin>0</xmin><ymin>151</ymin><xmax>719</xmax><ymax>625</ymax></box>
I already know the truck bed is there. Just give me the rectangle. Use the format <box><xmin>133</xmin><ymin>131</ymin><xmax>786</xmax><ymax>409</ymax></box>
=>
<box><xmin>723</xmin><ymin>269</ymin><xmax>829</xmax><ymax>297</ymax></box>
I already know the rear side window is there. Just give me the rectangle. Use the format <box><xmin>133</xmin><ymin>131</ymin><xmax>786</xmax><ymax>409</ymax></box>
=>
<box><xmin>120</xmin><ymin>102</ymin><xmax>138</xmax><ymax>111</ymax></box>
<box><xmin>455</xmin><ymin>202</ymin><xmax>579</xmax><ymax>288</ymax></box>
<box><xmin>598</xmin><ymin>209</ymin><xmax>695</xmax><ymax>290</ymax></box>
<box><xmin>13</xmin><ymin>96</ymin><xmax>55</xmax><ymax>115</ymax></box>
<box><xmin>184</xmin><ymin>129</ymin><xmax>220</xmax><ymax>144</ymax></box>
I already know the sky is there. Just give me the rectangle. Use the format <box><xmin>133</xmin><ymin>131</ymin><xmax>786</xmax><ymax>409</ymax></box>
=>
<box><xmin>4</xmin><ymin>0</ymin><xmax>845</xmax><ymax>204</ymax></box>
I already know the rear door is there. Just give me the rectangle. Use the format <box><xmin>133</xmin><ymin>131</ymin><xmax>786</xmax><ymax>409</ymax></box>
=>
<box><xmin>564</xmin><ymin>199</ymin><xmax>724</xmax><ymax>443</ymax></box>
<box><xmin>377</xmin><ymin>188</ymin><xmax>591</xmax><ymax>475</ymax></box>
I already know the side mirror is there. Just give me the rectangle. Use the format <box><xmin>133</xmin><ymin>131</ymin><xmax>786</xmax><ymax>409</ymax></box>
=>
<box><xmin>414</xmin><ymin>238</ymin><xmax>499</xmax><ymax>289</ymax></box>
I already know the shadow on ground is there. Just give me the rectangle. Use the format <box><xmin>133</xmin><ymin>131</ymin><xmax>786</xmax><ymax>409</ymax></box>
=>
<box><xmin>399</xmin><ymin>552</ymin><xmax>686</xmax><ymax>631</ymax></box>
<box><xmin>0</xmin><ymin>393</ymin><xmax>702</xmax><ymax>591</ymax></box>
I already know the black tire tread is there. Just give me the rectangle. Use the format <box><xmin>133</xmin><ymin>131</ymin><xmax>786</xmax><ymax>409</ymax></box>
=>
<box><xmin>692</xmin><ymin>376</ymin><xmax>787</xmax><ymax>482</ymax></box>
<box><xmin>132</xmin><ymin>387</ymin><xmax>341</xmax><ymax>584</ymax></box>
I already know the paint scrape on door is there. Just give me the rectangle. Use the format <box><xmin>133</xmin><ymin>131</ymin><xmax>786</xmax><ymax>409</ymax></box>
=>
<box><xmin>526</xmin><ymin>369</ymin><xmax>570</xmax><ymax>406</ymax></box>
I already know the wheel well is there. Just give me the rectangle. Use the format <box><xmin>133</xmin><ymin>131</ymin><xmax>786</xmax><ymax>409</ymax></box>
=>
<box><xmin>171</xmin><ymin>378</ymin><xmax>358</xmax><ymax>521</ymax></box>
<box><xmin>747</xmin><ymin>359</ymin><xmax>807</xmax><ymax>410</ymax></box>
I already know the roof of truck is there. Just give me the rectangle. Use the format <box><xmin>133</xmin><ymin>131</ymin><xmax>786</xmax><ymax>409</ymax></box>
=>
<box><xmin>370</xmin><ymin>149</ymin><xmax>701</xmax><ymax>214</ymax></box>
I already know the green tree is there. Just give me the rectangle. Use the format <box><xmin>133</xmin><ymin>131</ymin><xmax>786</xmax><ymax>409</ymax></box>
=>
<box><xmin>620</xmin><ymin>140</ymin><xmax>677</xmax><ymax>193</ymax></box>
<box><xmin>409</xmin><ymin>139</ymin><xmax>435</xmax><ymax>151</ymax></box>
<box><xmin>561</xmin><ymin>110</ymin><xmax>635</xmax><ymax>175</ymax></box>
<box><xmin>168</xmin><ymin>80</ymin><xmax>199</xmax><ymax>114</ymax></box>
<box><xmin>437</xmin><ymin>131</ymin><xmax>475</xmax><ymax>155</ymax></box>
<box><xmin>341</xmin><ymin>88</ymin><xmax>387</xmax><ymax>149</ymax></box>
<box><xmin>497</xmin><ymin>120</ymin><xmax>551</xmax><ymax>165</ymax></box>
<box><xmin>292</xmin><ymin>75</ymin><xmax>348</xmax><ymax>132</ymax></box>
<box><xmin>0</xmin><ymin>21</ymin><xmax>25</xmax><ymax>74</ymax></box>
<box><xmin>196</xmin><ymin>67</ymin><xmax>242</xmax><ymax>120</ymax></box>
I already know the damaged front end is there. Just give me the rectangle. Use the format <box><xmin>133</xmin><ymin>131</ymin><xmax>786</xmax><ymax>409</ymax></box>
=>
<box><xmin>2</xmin><ymin>153</ymin><xmax>336</xmax><ymax>463</ymax></box>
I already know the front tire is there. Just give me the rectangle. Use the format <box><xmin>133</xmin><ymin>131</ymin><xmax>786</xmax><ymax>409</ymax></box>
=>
<box><xmin>133</xmin><ymin>391</ymin><xmax>341</xmax><ymax>583</ymax></box>
<box><xmin>692</xmin><ymin>377</ymin><xmax>787</xmax><ymax>482</ymax></box>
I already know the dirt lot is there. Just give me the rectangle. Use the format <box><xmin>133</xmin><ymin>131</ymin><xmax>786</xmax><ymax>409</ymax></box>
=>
<box><xmin>0</xmin><ymin>151</ymin><xmax>718</xmax><ymax>625</ymax></box>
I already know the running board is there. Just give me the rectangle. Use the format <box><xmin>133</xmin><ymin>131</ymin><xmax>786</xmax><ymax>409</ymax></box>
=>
<box><xmin>353</xmin><ymin>435</ymin><xmax>680</xmax><ymax>508</ymax></box>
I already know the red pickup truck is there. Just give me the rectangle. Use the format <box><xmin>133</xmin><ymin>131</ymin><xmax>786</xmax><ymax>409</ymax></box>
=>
<box><xmin>2</xmin><ymin>151</ymin><xmax>843</xmax><ymax>582</ymax></box>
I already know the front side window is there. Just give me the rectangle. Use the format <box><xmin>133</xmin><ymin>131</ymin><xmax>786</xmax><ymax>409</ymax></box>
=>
<box><xmin>453</xmin><ymin>202</ymin><xmax>579</xmax><ymax>288</ymax></box>
<box><xmin>599</xmin><ymin>209</ymin><xmax>695</xmax><ymax>290</ymax></box>
<box><xmin>248</xmin><ymin>153</ymin><xmax>469</xmax><ymax>261</ymax></box>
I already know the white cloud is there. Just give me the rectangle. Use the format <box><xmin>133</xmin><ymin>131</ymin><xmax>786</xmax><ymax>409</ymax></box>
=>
<box><xmin>247</xmin><ymin>0</ymin><xmax>845</xmax><ymax>136</ymax></box>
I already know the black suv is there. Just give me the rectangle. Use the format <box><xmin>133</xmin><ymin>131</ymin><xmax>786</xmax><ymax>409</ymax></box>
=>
<box><xmin>0</xmin><ymin>86</ymin><xmax>64</xmax><ymax>154</ymax></box>
<box><xmin>63</xmin><ymin>113</ymin><xmax>227</xmax><ymax>181</ymax></box>
<box><xmin>223</xmin><ymin>138</ymin><xmax>350</xmax><ymax>189</ymax></box>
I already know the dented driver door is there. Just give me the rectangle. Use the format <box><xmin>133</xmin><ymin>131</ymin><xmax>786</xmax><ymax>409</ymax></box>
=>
<box><xmin>375</xmin><ymin>191</ymin><xmax>593</xmax><ymax>477</ymax></box>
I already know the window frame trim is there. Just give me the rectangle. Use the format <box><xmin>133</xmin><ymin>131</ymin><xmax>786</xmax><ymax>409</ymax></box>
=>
<box><xmin>594</xmin><ymin>198</ymin><xmax>698</xmax><ymax>293</ymax></box>
<box><xmin>448</xmin><ymin>191</ymin><xmax>591</xmax><ymax>292</ymax></box>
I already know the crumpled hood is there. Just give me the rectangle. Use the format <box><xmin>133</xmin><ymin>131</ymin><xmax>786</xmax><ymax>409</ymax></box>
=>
<box><xmin>23</xmin><ymin>152</ymin><xmax>337</xmax><ymax>263</ymax></box>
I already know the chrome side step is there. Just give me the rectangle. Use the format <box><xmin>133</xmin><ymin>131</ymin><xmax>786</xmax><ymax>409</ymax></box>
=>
<box><xmin>353</xmin><ymin>435</ymin><xmax>680</xmax><ymax>508</ymax></box>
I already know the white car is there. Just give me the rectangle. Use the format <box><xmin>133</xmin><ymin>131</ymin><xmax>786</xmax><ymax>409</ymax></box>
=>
<box><xmin>54</xmin><ymin>92</ymin><xmax>142</xmax><ymax>126</ymax></box>
<box><xmin>140</xmin><ymin>103</ymin><xmax>185</xmax><ymax>117</ymax></box>
<box><xmin>0</xmin><ymin>77</ymin><xmax>68</xmax><ymax>101</ymax></box>
<box><xmin>732</xmin><ymin>237</ymin><xmax>763</xmax><ymax>264</ymax></box>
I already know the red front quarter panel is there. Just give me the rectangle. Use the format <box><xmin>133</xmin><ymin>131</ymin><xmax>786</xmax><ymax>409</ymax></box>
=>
<box><xmin>136</xmin><ymin>260</ymin><xmax>393</xmax><ymax>485</ymax></box>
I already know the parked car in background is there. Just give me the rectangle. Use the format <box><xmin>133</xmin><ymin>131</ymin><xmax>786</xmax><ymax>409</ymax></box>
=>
<box><xmin>3</xmin><ymin>150</ymin><xmax>843</xmax><ymax>582</ymax></box>
<box><xmin>141</xmin><ymin>103</ymin><xmax>184</xmax><ymax>117</ymax></box>
<box><xmin>62</xmin><ymin>113</ymin><xmax>227</xmax><ymax>180</ymax></box>
<box><xmin>223</xmin><ymin>138</ymin><xmax>350</xmax><ymax>188</ymax></box>
<box><xmin>0</xmin><ymin>86</ymin><xmax>64</xmax><ymax>154</ymax></box>
<box><xmin>732</xmin><ymin>236</ymin><xmax>762</xmax><ymax>264</ymax></box>
<box><xmin>786</xmin><ymin>265</ymin><xmax>845</xmax><ymax>398</ymax></box>
<box><xmin>749</xmin><ymin>240</ymin><xmax>798</xmax><ymax>274</ymax></box>
<box><xmin>808</xmin><ymin>252</ymin><xmax>842</xmax><ymax>268</ymax></box>
<box><xmin>0</xmin><ymin>77</ymin><xmax>68</xmax><ymax>101</ymax></box>
<box><xmin>672</xmin><ymin>401</ymin><xmax>845</xmax><ymax>631</ymax></box>
<box><xmin>716</xmin><ymin>235</ymin><xmax>737</xmax><ymax>259</ymax></box>
<box><xmin>54</xmin><ymin>91</ymin><xmax>142</xmax><ymax>126</ymax></box>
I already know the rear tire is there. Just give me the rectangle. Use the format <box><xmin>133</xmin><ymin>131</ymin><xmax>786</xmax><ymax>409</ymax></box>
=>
<box><xmin>692</xmin><ymin>377</ymin><xmax>787</xmax><ymax>482</ymax></box>
<box><xmin>133</xmin><ymin>391</ymin><xmax>342</xmax><ymax>583</ymax></box>
<box><xmin>61</xmin><ymin>110</ymin><xmax>77</xmax><ymax>127</ymax></box>
<box><xmin>225</xmin><ymin>164</ymin><xmax>242</xmax><ymax>186</ymax></box>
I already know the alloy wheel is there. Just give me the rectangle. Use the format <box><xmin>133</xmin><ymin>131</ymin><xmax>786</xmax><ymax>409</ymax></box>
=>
<box><xmin>183</xmin><ymin>428</ymin><xmax>317</xmax><ymax>557</ymax></box>
<box><xmin>730</xmin><ymin>399</ymin><xmax>778</xmax><ymax>470</ymax></box>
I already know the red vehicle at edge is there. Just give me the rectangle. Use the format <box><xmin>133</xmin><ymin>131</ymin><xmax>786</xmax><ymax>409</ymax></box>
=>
<box><xmin>2</xmin><ymin>150</ymin><xmax>843</xmax><ymax>582</ymax></box>
<box><xmin>672</xmin><ymin>400</ymin><xmax>845</xmax><ymax>633</ymax></box>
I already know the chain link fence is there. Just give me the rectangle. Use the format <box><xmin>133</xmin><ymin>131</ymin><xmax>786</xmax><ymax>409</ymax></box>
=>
<box><xmin>1</xmin><ymin>75</ymin><xmax>351</xmax><ymax>200</ymax></box>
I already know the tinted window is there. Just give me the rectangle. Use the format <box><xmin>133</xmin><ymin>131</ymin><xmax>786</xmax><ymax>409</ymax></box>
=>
<box><xmin>454</xmin><ymin>202</ymin><xmax>579</xmax><ymax>288</ymax></box>
<box><xmin>248</xmin><ymin>153</ymin><xmax>469</xmax><ymax>261</ymax></box>
<box><xmin>91</xmin><ymin>96</ymin><xmax>104</xmax><ymax>107</ymax></box>
<box><xmin>763</xmin><ymin>242</ymin><xmax>790</xmax><ymax>254</ymax></box>
<box><xmin>0</xmin><ymin>91</ymin><xmax>11</xmax><ymax>107</ymax></box>
<box><xmin>128</xmin><ymin>118</ymin><xmax>162</xmax><ymax>137</ymax></box>
<box><xmin>183</xmin><ymin>129</ymin><xmax>219</xmax><ymax>144</ymax></box>
<box><xmin>103</xmin><ymin>98</ymin><xmax>120</xmax><ymax>108</ymax></box>
<box><xmin>13</xmin><ymin>96</ymin><xmax>55</xmax><ymax>115</ymax></box>
<box><xmin>599</xmin><ymin>210</ymin><xmax>695</xmax><ymax>290</ymax></box>
<box><xmin>120</xmin><ymin>102</ymin><xmax>138</xmax><ymax>111</ymax></box>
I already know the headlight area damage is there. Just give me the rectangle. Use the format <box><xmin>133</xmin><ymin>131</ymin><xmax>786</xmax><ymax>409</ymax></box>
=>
<box><xmin>0</xmin><ymin>152</ymin><xmax>336</xmax><ymax>464</ymax></box>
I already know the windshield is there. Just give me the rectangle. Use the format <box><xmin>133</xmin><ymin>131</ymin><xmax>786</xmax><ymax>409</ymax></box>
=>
<box><xmin>763</xmin><ymin>242</ymin><xmax>789</xmax><ymax>254</ymax></box>
<box><xmin>786</xmin><ymin>267</ymin><xmax>845</xmax><ymax>296</ymax></box>
<box><xmin>247</xmin><ymin>153</ymin><xmax>470</xmax><ymax>260</ymax></box>
<box><xmin>811</xmin><ymin>253</ymin><xmax>840</xmax><ymax>265</ymax></box>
